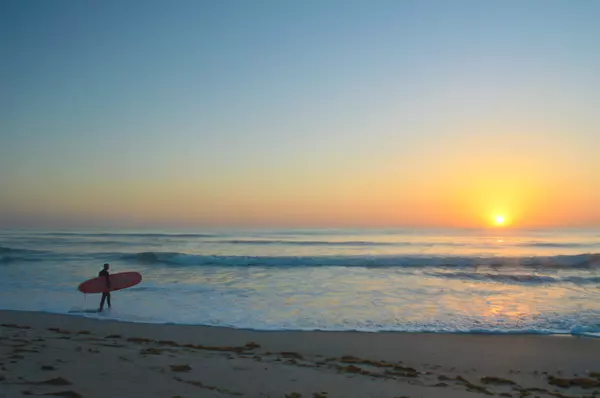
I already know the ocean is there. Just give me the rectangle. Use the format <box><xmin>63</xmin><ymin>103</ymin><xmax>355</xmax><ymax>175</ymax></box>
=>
<box><xmin>1</xmin><ymin>228</ymin><xmax>599</xmax><ymax>336</ymax></box>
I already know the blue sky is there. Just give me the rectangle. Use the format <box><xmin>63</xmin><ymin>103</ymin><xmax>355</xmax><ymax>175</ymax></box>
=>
<box><xmin>2</xmin><ymin>0</ymin><xmax>599</xmax><ymax>228</ymax></box>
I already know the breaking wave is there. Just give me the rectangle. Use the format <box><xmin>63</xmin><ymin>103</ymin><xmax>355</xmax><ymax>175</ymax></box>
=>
<box><xmin>114</xmin><ymin>251</ymin><xmax>600</xmax><ymax>269</ymax></box>
<box><xmin>0</xmin><ymin>246</ymin><xmax>49</xmax><ymax>263</ymax></box>
<box><xmin>426</xmin><ymin>271</ymin><xmax>600</xmax><ymax>285</ymax></box>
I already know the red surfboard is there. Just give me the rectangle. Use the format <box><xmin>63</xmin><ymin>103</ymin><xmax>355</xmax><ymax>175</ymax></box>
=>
<box><xmin>78</xmin><ymin>272</ymin><xmax>142</xmax><ymax>294</ymax></box>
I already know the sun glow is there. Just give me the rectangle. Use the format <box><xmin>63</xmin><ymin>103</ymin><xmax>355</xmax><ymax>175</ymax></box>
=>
<box><xmin>495</xmin><ymin>215</ymin><xmax>506</xmax><ymax>225</ymax></box>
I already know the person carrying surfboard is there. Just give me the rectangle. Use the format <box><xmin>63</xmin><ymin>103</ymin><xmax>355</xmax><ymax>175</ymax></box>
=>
<box><xmin>98</xmin><ymin>263</ymin><xmax>111</xmax><ymax>311</ymax></box>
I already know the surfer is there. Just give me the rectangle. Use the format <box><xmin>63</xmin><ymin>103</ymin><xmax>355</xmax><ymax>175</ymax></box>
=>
<box><xmin>98</xmin><ymin>263</ymin><xmax>111</xmax><ymax>311</ymax></box>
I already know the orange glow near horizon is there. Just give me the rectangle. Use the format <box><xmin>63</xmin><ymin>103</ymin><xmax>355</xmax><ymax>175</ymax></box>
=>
<box><xmin>4</xmin><ymin>166</ymin><xmax>599</xmax><ymax>229</ymax></box>
<box><xmin>3</xmin><ymin>129</ymin><xmax>599</xmax><ymax>229</ymax></box>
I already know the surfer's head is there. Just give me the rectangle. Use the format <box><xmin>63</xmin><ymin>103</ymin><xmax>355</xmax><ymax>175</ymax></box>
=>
<box><xmin>103</xmin><ymin>263</ymin><xmax>110</xmax><ymax>270</ymax></box>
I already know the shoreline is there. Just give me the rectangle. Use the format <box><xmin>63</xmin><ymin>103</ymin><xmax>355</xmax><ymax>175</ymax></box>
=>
<box><xmin>6</xmin><ymin>308</ymin><xmax>600</xmax><ymax>338</ymax></box>
<box><xmin>1</xmin><ymin>310</ymin><xmax>600</xmax><ymax>397</ymax></box>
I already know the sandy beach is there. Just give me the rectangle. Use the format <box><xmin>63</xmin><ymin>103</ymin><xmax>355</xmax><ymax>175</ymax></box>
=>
<box><xmin>0</xmin><ymin>310</ymin><xmax>599</xmax><ymax>398</ymax></box>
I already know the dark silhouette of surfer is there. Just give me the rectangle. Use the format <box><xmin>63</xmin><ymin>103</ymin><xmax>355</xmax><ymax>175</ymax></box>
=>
<box><xmin>98</xmin><ymin>263</ymin><xmax>111</xmax><ymax>311</ymax></box>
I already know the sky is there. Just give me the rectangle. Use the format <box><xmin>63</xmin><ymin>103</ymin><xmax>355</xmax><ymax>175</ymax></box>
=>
<box><xmin>1</xmin><ymin>0</ymin><xmax>599</xmax><ymax>229</ymax></box>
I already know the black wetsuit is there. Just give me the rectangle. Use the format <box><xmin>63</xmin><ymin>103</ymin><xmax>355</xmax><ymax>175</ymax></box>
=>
<box><xmin>99</xmin><ymin>269</ymin><xmax>111</xmax><ymax>311</ymax></box>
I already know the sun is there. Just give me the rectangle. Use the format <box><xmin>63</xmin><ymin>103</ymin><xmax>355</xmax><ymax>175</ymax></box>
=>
<box><xmin>495</xmin><ymin>215</ymin><xmax>506</xmax><ymax>225</ymax></box>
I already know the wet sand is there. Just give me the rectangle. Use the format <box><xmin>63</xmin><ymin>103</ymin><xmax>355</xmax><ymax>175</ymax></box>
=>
<box><xmin>1</xmin><ymin>310</ymin><xmax>599</xmax><ymax>398</ymax></box>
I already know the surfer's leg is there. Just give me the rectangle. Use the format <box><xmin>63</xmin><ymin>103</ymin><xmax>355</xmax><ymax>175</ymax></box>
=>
<box><xmin>107</xmin><ymin>292</ymin><xmax>111</xmax><ymax>308</ymax></box>
<box><xmin>99</xmin><ymin>293</ymin><xmax>106</xmax><ymax>311</ymax></box>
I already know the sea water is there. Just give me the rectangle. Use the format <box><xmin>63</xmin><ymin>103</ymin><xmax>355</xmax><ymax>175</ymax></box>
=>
<box><xmin>0</xmin><ymin>228</ymin><xmax>599</xmax><ymax>336</ymax></box>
